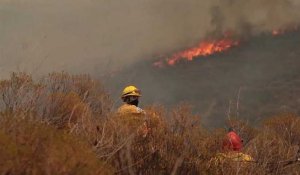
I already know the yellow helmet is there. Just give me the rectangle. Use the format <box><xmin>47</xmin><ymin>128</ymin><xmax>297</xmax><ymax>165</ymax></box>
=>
<box><xmin>121</xmin><ymin>85</ymin><xmax>141</xmax><ymax>99</ymax></box>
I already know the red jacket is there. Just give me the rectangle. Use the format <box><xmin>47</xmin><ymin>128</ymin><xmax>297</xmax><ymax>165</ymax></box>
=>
<box><xmin>222</xmin><ymin>131</ymin><xmax>243</xmax><ymax>151</ymax></box>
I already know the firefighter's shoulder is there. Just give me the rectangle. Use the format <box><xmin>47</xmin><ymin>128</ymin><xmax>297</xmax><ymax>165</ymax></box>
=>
<box><xmin>118</xmin><ymin>104</ymin><xmax>145</xmax><ymax>115</ymax></box>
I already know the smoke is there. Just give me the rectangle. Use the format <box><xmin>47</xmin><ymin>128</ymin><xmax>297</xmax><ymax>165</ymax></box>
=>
<box><xmin>1</xmin><ymin>0</ymin><xmax>300</xmax><ymax>78</ymax></box>
<box><xmin>213</xmin><ymin>0</ymin><xmax>300</xmax><ymax>36</ymax></box>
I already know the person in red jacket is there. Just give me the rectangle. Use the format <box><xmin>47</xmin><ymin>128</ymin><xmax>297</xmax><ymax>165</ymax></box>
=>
<box><xmin>214</xmin><ymin>127</ymin><xmax>253</xmax><ymax>162</ymax></box>
<box><xmin>222</xmin><ymin>127</ymin><xmax>243</xmax><ymax>152</ymax></box>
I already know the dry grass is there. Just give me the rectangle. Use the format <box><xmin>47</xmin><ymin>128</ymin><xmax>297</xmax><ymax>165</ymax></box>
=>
<box><xmin>0</xmin><ymin>115</ymin><xmax>113</xmax><ymax>175</ymax></box>
<box><xmin>0</xmin><ymin>72</ymin><xmax>299</xmax><ymax>175</ymax></box>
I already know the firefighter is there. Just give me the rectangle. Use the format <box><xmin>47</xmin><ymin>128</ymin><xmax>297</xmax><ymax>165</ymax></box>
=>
<box><xmin>118</xmin><ymin>85</ymin><xmax>145</xmax><ymax>115</ymax></box>
<box><xmin>222</xmin><ymin>127</ymin><xmax>243</xmax><ymax>151</ymax></box>
<box><xmin>117</xmin><ymin>85</ymin><xmax>148</xmax><ymax>137</ymax></box>
<box><xmin>217</xmin><ymin>127</ymin><xmax>253</xmax><ymax>162</ymax></box>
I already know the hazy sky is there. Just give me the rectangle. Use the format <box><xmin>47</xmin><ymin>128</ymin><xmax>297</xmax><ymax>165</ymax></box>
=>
<box><xmin>1</xmin><ymin>0</ymin><xmax>300</xmax><ymax>78</ymax></box>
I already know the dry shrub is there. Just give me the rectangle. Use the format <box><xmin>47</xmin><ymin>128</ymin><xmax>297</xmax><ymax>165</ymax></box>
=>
<box><xmin>244</xmin><ymin>113</ymin><xmax>300</xmax><ymax>174</ymax></box>
<box><xmin>0</xmin><ymin>115</ymin><xmax>113</xmax><ymax>175</ymax></box>
<box><xmin>0</xmin><ymin>72</ymin><xmax>112</xmax><ymax>129</ymax></box>
<box><xmin>100</xmin><ymin>104</ymin><xmax>225</xmax><ymax>174</ymax></box>
<box><xmin>264</xmin><ymin>113</ymin><xmax>300</xmax><ymax>145</ymax></box>
<box><xmin>0</xmin><ymin>72</ymin><xmax>41</xmax><ymax>115</ymax></box>
<box><xmin>1</xmin><ymin>72</ymin><xmax>300</xmax><ymax>175</ymax></box>
<box><xmin>41</xmin><ymin>72</ymin><xmax>112</xmax><ymax>116</ymax></box>
<box><xmin>41</xmin><ymin>92</ymin><xmax>91</xmax><ymax>129</ymax></box>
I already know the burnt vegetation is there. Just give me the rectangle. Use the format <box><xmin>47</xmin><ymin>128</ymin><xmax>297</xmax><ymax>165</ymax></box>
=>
<box><xmin>0</xmin><ymin>72</ymin><xmax>299</xmax><ymax>175</ymax></box>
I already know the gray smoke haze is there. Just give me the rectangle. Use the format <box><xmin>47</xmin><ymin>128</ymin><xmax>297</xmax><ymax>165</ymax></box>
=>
<box><xmin>1</xmin><ymin>0</ymin><xmax>300</xmax><ymax>78</ymax></box>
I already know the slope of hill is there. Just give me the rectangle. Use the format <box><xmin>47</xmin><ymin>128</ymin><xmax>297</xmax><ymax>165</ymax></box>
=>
<box><xmin>108</xmin><ymin>31</ymin><xmax>300</xmax><ymax>127</ymax></box>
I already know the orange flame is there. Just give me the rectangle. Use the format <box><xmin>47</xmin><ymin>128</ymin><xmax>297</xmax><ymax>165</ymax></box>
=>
<box><xmin>154</xmin><ymin>37</ymin><xmax>239</xmax><ymax>67</ymax></box>
<box><xmin>153</xmin><ymin>27</ymin><xmax>299</xmax><ymax>67</ymax></box>
<box><xmin>272</xmin><ymin>29</ymin><xmax>284</xmax><ymax>36</ymax></box>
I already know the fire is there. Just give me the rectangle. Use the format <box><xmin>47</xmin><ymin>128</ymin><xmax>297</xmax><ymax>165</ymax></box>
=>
<box><xmin>153</xmin><ymin>26</ymin><xmax>299</xmax><ymax>68</ymax></box>
<box><xmin>272</xmin><ymin>30</ymin><xmax>280</xmax><ymax>36</ymax></box>
<box><xmin>272</xmin><ymin>29</ymin><xmax>285</xmax><ymax>36</ymax></box>
<box><xmin>154</xmin><ymin>37</ymin><xmax>239</xmax><ymax>67</ymax></box>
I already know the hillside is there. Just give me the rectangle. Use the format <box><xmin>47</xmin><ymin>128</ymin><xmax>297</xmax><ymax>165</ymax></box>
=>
<box><xmin>108</xmin><ymin>30</ymin><xmax>300</xmax><ymax>127</ymax></box>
